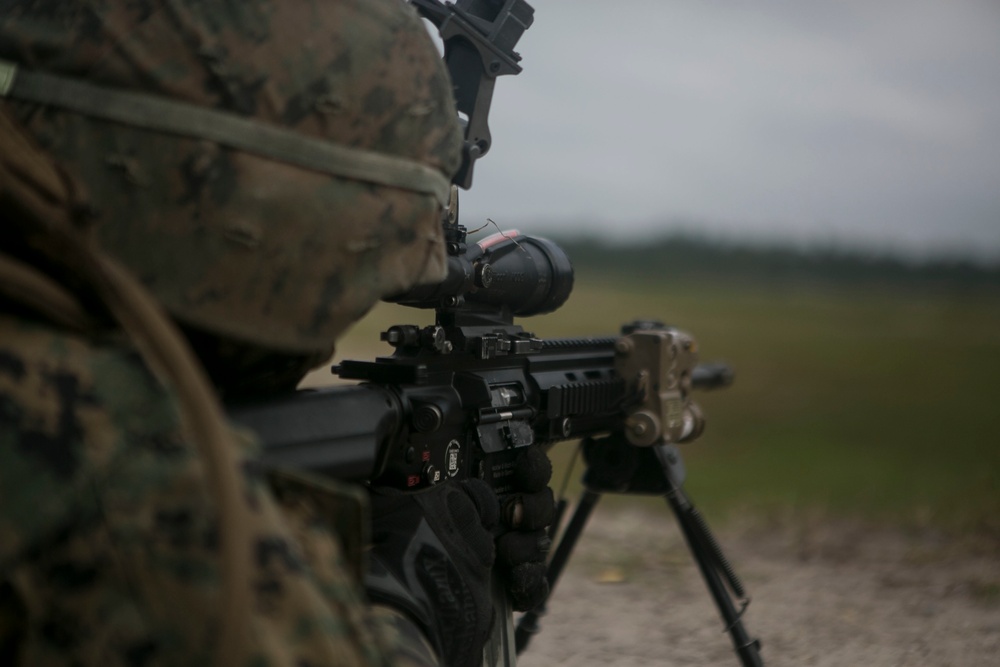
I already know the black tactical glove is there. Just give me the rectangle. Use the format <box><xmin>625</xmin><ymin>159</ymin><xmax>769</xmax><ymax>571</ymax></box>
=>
<box><xmin>495</xmin><ymin>446</ymin><xmax>556</xmax><ymax>612</ymax></box>
<box><xmin>366</xmin><ymin>479</ymin><xmax>499</xmax><ymax>667</ymax></box>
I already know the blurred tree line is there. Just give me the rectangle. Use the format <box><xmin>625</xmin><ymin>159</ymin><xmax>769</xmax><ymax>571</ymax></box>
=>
<box><xmin>551</xmin><ymin>235</ymin><xmax>1000</xmax><ymax>293</ymax></box>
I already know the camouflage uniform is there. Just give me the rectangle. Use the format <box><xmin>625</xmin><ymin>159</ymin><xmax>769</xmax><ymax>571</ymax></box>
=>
<box><xmin>0</xmin><ymin>0</ymin><xmax>462</xmax><ymax>665</ymax></box>
<box><xmin>0</xmin><ymin>314</ymin><xmax>437</xmax><ymax>666</ymax></box>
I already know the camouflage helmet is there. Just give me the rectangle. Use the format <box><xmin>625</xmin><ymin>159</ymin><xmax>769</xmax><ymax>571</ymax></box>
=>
<box><xmin>0</xmin><ymin>0</ymin><xmax>462</xmax><ymax>355</ymax></box>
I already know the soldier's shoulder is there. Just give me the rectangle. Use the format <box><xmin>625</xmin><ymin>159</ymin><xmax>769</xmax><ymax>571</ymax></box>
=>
<box><xmin>0</xmin><ymin>312</ymin><xmax>180</xmax><ymax>443</ymax></box>
<box><xmin>0</xmin><ymin>313</ymin><xmax>189</xmax><ymax>553</ymax></box>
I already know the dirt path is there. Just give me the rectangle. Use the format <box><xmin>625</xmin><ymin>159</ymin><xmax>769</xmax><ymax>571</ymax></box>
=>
<box><xmin>516</xmin><ymin>506</ymin><xmax>1000</xmax><ymax>666</ymax></box>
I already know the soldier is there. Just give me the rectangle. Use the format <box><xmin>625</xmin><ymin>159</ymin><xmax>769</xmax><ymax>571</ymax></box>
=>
<box><xmin>0</xmin><ymin>1</ymin><xmax>552</xmax><ymax>665</ymax></box>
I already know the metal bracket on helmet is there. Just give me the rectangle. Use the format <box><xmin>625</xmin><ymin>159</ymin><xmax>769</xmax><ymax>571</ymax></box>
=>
<box><xmin>412</xmin><ymin>0</ymin><xmax>534</xmax><ymax>189</ymax></box>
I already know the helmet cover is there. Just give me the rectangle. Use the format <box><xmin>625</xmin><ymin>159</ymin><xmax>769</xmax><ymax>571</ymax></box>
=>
<box><xmin>0</xmin><ymin>0</ymin><xmax>462</xmax><ymax>354</ymax></box>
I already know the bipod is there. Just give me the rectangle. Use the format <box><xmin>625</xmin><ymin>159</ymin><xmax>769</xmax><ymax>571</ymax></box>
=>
<box><xmin>515</xmin><ymin>435</ymin><xmax>764</xmax><ymax>667</ymax></box>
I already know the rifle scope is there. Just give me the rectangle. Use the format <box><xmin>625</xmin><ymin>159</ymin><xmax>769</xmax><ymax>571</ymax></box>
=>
<box><xmin>388</xmin><ymin>232</ymin><xmax>574</xmax><ymax>317</ymax></box>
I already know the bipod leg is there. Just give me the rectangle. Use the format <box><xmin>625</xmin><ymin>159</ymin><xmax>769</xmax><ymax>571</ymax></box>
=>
<box><xmin>514</xmin><ymin>488</ymin><xmax>602</xmax><ymax>655</ymax></box>
<box><xmin>654</xmin><ymin>445</ymin><xmax>763</xmax><ymax>667</ymax></box>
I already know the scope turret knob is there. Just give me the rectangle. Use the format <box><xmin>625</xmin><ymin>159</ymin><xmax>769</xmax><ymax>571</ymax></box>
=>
<box><xmin>475</xmin><ymin>262</ymin><xmax>494</xmax><ymax>288</ymax></box>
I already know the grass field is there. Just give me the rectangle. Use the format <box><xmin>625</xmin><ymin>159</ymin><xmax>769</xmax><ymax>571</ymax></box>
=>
<box><xmin>328</xmin><ymin>273</ymin><xmax>1000</xmax><ymax>532</ymax></box>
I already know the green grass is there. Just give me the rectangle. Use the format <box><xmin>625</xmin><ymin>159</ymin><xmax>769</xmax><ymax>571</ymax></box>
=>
<box><xmin>329</xmin><ymin>275</ymin><xmax>1000</xmax><ymax>532</ymax></box>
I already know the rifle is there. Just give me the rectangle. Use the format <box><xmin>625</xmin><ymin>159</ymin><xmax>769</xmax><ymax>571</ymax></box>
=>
<box><xmin>231</xmin><ymin>1</ymin><xmax>764</xmax><ymax>664</ymax></box>
<box><xmin>228</xmin><ymin>223</ymin><xmax>761</xmax><ymax>666</ymax></box>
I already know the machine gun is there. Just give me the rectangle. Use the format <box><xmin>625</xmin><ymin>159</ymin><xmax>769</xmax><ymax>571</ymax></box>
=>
<box><xmin>231</xmin><ymin>1</ymin><xmax>764</xmax><ymax>663</ymax></box>
<box><xmin>229</xmin><ymin>220</ymin><xmax>763</xmax><ymax>666</ymax></box>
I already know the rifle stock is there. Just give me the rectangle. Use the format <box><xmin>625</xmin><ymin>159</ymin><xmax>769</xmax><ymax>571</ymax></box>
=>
<box><xmin>228</xmin><ymin>383</ymin><xmax>397</xmax><ymax>481</ymax></box>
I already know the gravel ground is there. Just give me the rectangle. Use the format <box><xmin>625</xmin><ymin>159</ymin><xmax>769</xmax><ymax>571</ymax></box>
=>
<box><xmin>516</xmin><ymin>506</ymin><xmax>1000</xmax><ymax>666</ymax></box>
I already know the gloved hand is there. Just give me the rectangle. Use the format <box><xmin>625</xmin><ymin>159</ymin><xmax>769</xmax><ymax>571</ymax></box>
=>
<box><xmin>495</xmin><ymin>446</ymin><xmax>556</xmax><ymax>612</ymax></box>
<box><xmin>366</xmin><ymin>479</ymin><xmax>499</xmax><ymax>667</ymax></box>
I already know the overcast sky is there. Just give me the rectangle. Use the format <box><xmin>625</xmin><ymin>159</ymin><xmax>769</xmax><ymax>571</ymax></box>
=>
<box><xmin>447</xmin><ymin>0</ymin><xmax>1000</xmax><ymax>262</ymax></box>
